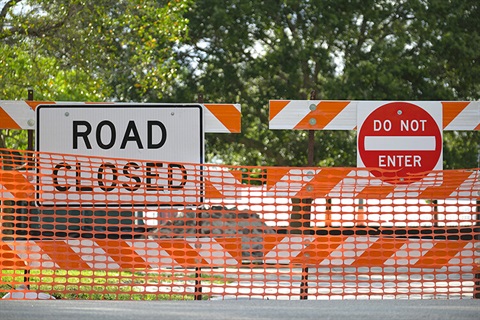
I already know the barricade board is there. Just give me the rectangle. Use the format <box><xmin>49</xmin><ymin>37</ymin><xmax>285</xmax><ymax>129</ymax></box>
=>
<box><xmin>0</xmin><ymin>101</ymin><xmax>242</xmax><ymax>133</ymax></box>
<box><xmin>269</xmin><ymin>100</ymin><xmax>479</xmax><ymax>131</ymax></box>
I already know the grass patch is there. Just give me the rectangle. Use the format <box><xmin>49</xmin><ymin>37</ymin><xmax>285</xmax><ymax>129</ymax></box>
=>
<box><xmin>1</xmin><ymin>269</ymin><xmax>226</xmax><ymax>300</ymax></box>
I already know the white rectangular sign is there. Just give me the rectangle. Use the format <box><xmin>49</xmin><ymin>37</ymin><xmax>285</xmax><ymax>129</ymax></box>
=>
<box><xmin>36</xmin><ymin>104</ymin><xmax>204</xmax><ymax>207</ymax></box>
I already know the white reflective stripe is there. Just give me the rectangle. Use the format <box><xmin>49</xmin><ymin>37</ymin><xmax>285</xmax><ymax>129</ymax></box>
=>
<box><xmin>204</xmin><ymin>108</ymin><xmax>228</xmax><ymax>132</ymax></box>
<box><xmin>324</xmin><ymin>236</ymin><xmax>376</xmax><ymax>266</ymax></box>
<box><xmin>265</xmin><ymin>169</ymin><xmax>322</xmax><ymax>197</ymax></box>
<box><xmin>186</xmin><ymin>237</ymin><xmax>239</xmax><ymax>265</ymax></box>
<box><xmin>444</xmin><ymin>101</ymin><xmax>480</xmax><ymax>131</ymax></box>
<box><xmin>364</xmin><ymin>136</ymin><xmax>436</xmax><ymax>151</ymax></box>
<box><xmin>0</xmin><ymin>101</ymin><xmax>36</xmax><ymax>128</ymax></box>
<box><xmin>13</xmin><ymin>241</ymin><xmax>58</xmax><ymax>268</ymax></box>
<box><xmin>0</xmin><ymin>185</ymin><xmax>14</xmax><ymax>199</ymax></box>
<box><xmin>323</xmin><ymin>101</ymin><xmax>356</xmax><ymax>130</ymax></box>
<box><xmin>127</xmin><ymin>241</ymin><xmax>177</xmax><ymax>268</ymax></box>
<box><xmin>264</xmin><ymin>236</ymin><xmax>314</xmax><ymax>264</ymax></box>
<box><xmin>67</xmin><ymin>240</ymin><xmax>121</xmax><ymax>270</ymax></box>
<box><xmin>269</xmin><ymin>100</ymin><xmax>311</xmax><ymax>129</ymax></box>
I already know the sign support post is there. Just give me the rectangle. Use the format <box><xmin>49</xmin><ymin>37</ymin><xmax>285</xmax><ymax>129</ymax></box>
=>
<box><xmin>26</xmin><ymin>89</ymin><xmax>34</xmax><ymax>154</ymax></box>
<box><xmin>194</xmin><ymin>93</ymin><xmax>204</xmax><ymax>301</ymax></box>
<box><xmin>290</xmin><ymin>90</ymin><xmax>317</xmax><ymax>300</ymax></box>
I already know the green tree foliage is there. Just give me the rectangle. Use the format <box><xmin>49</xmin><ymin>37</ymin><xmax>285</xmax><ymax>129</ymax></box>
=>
<box><xmin>169</xmin><ymin>0</ymin><xmax>479</xmax><ymax>168</ymax></box>
<box><xmin>0</xmin><ymin>0</ymin><xmax>191</xmax><ymax>148</ymax></box>
<box><xmin>1</xmin><ymin>0</ymin><xmax>478</xmax><ymax>168</ymax></box>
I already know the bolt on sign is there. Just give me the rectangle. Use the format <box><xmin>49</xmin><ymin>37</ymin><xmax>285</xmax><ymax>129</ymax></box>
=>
<box><xmin>357</xmin><ymin>101</ymin><xmax>442</xmax><ymax>183</ymax></box>
<box><xmin>36</xmin><ymin>104</ymin><xmax>204</xmax><ymax>206</ymax></box>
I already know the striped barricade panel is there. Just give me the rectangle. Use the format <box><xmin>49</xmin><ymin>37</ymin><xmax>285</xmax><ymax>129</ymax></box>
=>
<box><xmin>1</xmin><ymin>236</ymin><xmax>475</xmax><ymax>270</ymax></box>
<box><xmin>1</xmin><ymin>235</ymin><xmax>477</xmax><ymax>300</ymax></box>
<box><xmin>269</xmin><ymin>100</ymin><xmax>480</xmax><ymax>131</ymax></box>
<box><xmin>0</xmin><ymin>100</ymin><xmax>241</xmax><ymax>133</ymax></box>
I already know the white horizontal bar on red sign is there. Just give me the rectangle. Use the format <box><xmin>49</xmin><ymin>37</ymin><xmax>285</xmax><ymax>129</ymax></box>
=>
<box><xmin>0</xmin><ymin>101</ymin><xmax>241</xmax><ymax>133</ymax></box>
<box><xmin>269</xmin><ymin>100</ymin><xmax>480</xmax><ymax>131</ymax></box>
<box><xmin>364</xmin><ymin>136</ymin><xmax>437</xmax><ymax>151</ymax></box>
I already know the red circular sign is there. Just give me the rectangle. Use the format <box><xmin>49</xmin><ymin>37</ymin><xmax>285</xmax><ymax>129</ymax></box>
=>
<box><xmin>358</xmin><ymin>102</ymin><xmax>442</xmax><ymax>183</ymax></box>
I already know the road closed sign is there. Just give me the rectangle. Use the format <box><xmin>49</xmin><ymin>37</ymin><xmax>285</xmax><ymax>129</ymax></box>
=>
<box><xmin>357</xmin><ymin>101</ymin><xmax>442</xmax><ymax>183</ymax></box>
<box><xmin>36</xmin><ymin>104</ymin><xmax>204</xmax><ymax>206</ymax></box>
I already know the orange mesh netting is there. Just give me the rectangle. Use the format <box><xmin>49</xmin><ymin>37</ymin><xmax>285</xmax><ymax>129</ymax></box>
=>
<box><xmin>1</xmin><ymin>149</ymin><xmax>479</xmax><ymax>300</ymax></box>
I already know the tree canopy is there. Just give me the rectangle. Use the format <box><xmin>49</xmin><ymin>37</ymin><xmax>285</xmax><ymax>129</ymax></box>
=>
<box><xmin>1</xmin><ymin>0</ymin><xmax>479</xmax><ymax>168</ymax></box>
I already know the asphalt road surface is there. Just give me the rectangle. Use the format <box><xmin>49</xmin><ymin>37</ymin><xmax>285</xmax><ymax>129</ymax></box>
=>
<box><xmin>1</xmin><ymin>300</ymin><xmax>479</xmax><ymax>320</ymax></box>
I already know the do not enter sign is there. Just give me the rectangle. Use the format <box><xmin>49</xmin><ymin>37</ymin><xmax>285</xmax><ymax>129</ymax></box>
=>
<box><xmin>357</xmin><ymin>102</ymin><xmax>442</xmax><ymax>183</ymax></box>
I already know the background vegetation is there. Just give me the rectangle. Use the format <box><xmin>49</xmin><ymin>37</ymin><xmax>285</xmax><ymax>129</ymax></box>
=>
<box><xmin>1</xmin><ymin>0</ymin><xmax>479</xmax><ymax>168</ymax></box>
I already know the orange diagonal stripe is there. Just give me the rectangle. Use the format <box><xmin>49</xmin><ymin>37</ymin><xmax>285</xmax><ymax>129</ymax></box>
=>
<box><xmin>263</xmin><ymin>235</ymin><xmax>288</xmax><ymax>254</ymax></box>
<box><xmin>25</xmin><ymin>101</ymin><xmax>55</xmax><ymax>110</ymax></box>
<box><xmin>0</xmin><ymin>243</ymin><xmax>28</xmax><ymax>268</ymax></box>
<box><xmin>352</xmin><ymin>239</ymin><xmax>405</xmax><ymax>267</ymax></box>
<box><xmin>269</xmin><ymin>100</ymin><xmax>290</xmax><ymax>121</ymax></box>
<box><xmin>355</xmin><ymin>185</ymin><xmax>396</xmax><ymax>199</ymax></box>
<box><xmin>36</xmin><ymin>241</ymin><xmax>90</xmax><ymax>270</ymax></box>
<box><xmin>266</xmin><ymin>168</ymin><xmax>292</xmax><ymax>189</ymax></box>
<box><xmin>229</xmin><ymin>169</ymin><xmax>244</xmax><ymax>184</ymax></box>
<box><xmin>442</xmin><ymin>101</ymin><xmax>470</xmax><ymax>129</ymax></box>
<box><xmin>213</xmin><ymin>237</ymin><xmax>243</xmax><ymax>263</ymax></box>
<box><xmin>297</xmin><ymin>168</ymin><xmax>351</xmax><ymax>198</ymax></box>
<box><xmin>294</xmin><ymin>101</ymin><xmax>350</xmax><ymax>129</ymax></box>
<box><xmin>291</xmin><ymin>236</ymin><xmax>347</xmax><ymax>266</ymax></box>
<box><xmin>157</xmin><ymin>239</ymin><xmax>208</xmax><ymax>267</ymax></box>
<box><xmin>204</xmin><ymin>104</ymin><xmax>241</xmax><ymax>133</ymax></box>
<box><xmin>419</xmin><ymin>171</ymin><xmax>472</xmax><ymax>199</ymax></box>
<box><xmin>414</xmin><ymin>241</ymin><xmax>468</xmax><ymax>268</ymax></box>
<box><xmin>0</xmin><ymin>169</ymin><xmax>35</xmax><ymax>199</ymax></box>
<box><xmin>95</xmin><ymin>240</ymin><xmax>149</xmax><ymax>269</ymax></box>
<box><xmin>203</xmin><ymin>179</ymin><xmax>224</xmax><ymax>199</ymax></box>
<box><xmin>0</xmin><ymin>108</ymin><xmax>20</xmax><ymax>129</ymax></box>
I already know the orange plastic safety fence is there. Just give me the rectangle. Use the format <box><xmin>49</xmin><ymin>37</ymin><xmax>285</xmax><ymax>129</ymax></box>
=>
<box><xmin>0</xmin><ymin>149</ymin><xmax>479</xmax><ymax>300</ymax></box>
